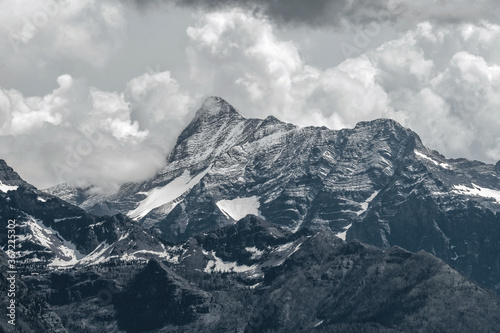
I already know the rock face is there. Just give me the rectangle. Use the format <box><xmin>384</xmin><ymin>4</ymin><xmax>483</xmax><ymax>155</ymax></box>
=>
<box><xmin>47</xmin><ymin>96</ymin><xmax>500</xmax><ymax>292</ymax></box>
<box><xmin>247</xmin><ymin>232</ymin><xmax>500</xmax><ymax>333</ymax></box>
<box><xmin>0</xmin><ymin>159</ymin><xmax>32</xmax><ymax>187</ymax></box>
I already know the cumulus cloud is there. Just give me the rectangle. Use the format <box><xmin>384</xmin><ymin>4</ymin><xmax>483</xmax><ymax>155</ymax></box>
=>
<box><xmin>1</xmin><ymin>3</ymin><xmax>500</xmax><ymax>192</ymax></box>
<box><xmin>185</xmin><ymin>9</ymin><xmax>500</xmax><ymax>163</ymax></box>
<box><xmin>186</xmin><ymin>9</ymin><xmax>305</xmax><ymax>120</ymax></box>
<box><xmin>185</xmin><ymin>9</ymin><xmax>391</xmax><ymax>126</ymax></box>
<box><xmin>0</xmin><ymin>0</ymin><xmax>127</xmax><ymax>93</ymax></box>
<box><xmin>0</xmin><ymin>71</ymin><xmax>194</xmax><ymax>191</ymax></box>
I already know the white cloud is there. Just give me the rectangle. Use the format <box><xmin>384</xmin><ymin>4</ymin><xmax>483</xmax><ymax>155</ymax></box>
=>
<box><xmin>186</xmin><ymin>9</ymin><xmax>303</xmax><ymax>120</ymax></box>
<box><xmin>185</xmin><ymin>9</ymin><xmax>393</xmax><ymax>128</ymax></box>
<box><xmin>185</xmin><ymin>11</ymin><xmax>500</xmax><ymax>163</ymax></box>
<box><xmin>0</xmin><ymin>72</ymin><xmax>194</xmax><ymax>191</ymax></box>
<box><xmin>0</xmin><ymin>0</ymin><xmax>126</xmax><ymax>79</ymax></box>
<box><xmin>1</xmin><ymin>6</ymin><xmax>500</xmax><ymax>191</ymax></box>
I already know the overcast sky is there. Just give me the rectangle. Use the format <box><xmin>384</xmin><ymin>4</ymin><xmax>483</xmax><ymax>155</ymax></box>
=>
<box><xmin>1</xmin><ymin>0</ymin><xmax>499</xmax><ymax>191</ymax></box>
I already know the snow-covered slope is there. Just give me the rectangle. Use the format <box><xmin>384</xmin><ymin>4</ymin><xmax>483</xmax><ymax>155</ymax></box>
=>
<box><xmin>127</xmin><ymin>167</ymin><xmax>210</xmax><ymax>220</ymax></box>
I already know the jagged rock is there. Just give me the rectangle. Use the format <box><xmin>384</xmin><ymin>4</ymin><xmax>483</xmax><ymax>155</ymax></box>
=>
<box><xmin>0</xmin><ymin>159</ymin><xmax>30</xmax><ymax>187</ymax></box>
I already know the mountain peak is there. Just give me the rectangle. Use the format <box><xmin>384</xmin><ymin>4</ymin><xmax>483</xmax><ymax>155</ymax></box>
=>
<box><xmin>353</xmin><ymin>118</ymin><xmax>423</xmax><ymax>147</ymax></box>
<box><xmin>194</xmin><ymin>96</ymin><xmax>245</xmax><ymax>121</ymax></box>
<box><xmin>0</xmin><ymin>158</ymin><xmax>28</xmax><ymax>187</ymax></box>
<box><xmin>173</xmin><ymin>97</ymin><xmax>246</xmax><ymax>149</ymax></box>
<box><xmin>354</xmin><ymin>118</ymin><xmax>405</xmax><ymax>130</ymax></box>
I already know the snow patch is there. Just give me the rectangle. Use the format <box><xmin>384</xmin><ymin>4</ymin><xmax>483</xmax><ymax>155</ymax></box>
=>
<box><xmin>248</xmin><ymin>282</ymin><xmax>262</xmax><ymax>289</ymax></box>
<box><xmin>245</xmin><ymin>246</ymin><xmax>264</xmax><ymax>259</ymax></box>
<box><xmin>54</xmin><ymin>216</ymin><xmax>82</xmax><ymax>223</ymax></box>
<box><xmin>118</xmin><ymin>232</ymin><xmax>130</xmax><ymax>241</ymax></box>
<box><xmin>22</xmin><ymin>217</ymin><xmax>85</xmax><ymax>267</ymax></box>
<box><xmin>216</xmin><ymin>196</ymin><xmax>261</xmax><ymax>221</ymax></box>
<box><xmin>204</xmin><ymin>250</ymin><xmax>257</xmax><ymax>273</ymax></box>
<box><xmin>357</xmin><ymin>190</ymin><xmax>380</xmax><ymax>216</ymax></box>
<box><xmin>75</xmin><ymin>239</ymin><xmax>184</xmax><ymax>266</ymax></box>
<box><xmin>88</xmin><ymin>221</ymin><xmax>105</xmax><ymax>228</ymax></box>
<box><xmin>79</xmin><ymin>242</ymin><xmax>113</xmax><ymax>266</ymax></box>
<box><xmin>275</xmin><ymin>242</ymin><xmax>294</xmax><ymax>252</ymax></box>
<box><xmin>128</xmin><ymin>167</ymin><xmax>210</xmax><ymax>220</ymax></box>
<box><xmin>415</xmin><ymin>151</ymin><xmax>452</xmax><ymax>170</ymax></box>
<box><xmin>336</xmin><ymin>224</ymin><xmax>352</xmax><ymax>241</ymax></box>
<box><xmin>117</xmin><ymin>249</ymin><xmax>181</xmax><ymax>264</ymax></box>
<box><xmin>0</xmin><ymin>181</ymin><xmax>18</xmax><ymax>193</ymax></box>
<box><xmin>452</xmin><ymin>183</ymin><xmax>500</xmax><ymax>203</ymax></box>
<box><xmin>273</xmin><ymin>241</ymin><xmax>303</xmax><ymax>266</ymax></box>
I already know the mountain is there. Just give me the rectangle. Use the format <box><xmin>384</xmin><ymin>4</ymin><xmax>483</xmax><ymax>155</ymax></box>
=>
<box><xmin>2</xmin><ymin>157</ymin><xmax>500</xmax><ymax>332</ymax></box>
<box><xmin>0</xmin><ymin>252</ymin><xmax>66</xmax><ymax>333</ymax></box>
<box><xmin>0</xmin><ymin>159</ymin><xmax>176</xmax><ymax>271</ymax></box>
<box><xmin>47</xmin><ymin>96</ymin><xmax>500</xmax><ymax>293</ymax></box>
<box><xmin>48</xmin><ymin>96</ymin><xmax>423</xmax><ymax>240</ymax></box>
<box><xmin>19</xmin><ymin>217</ymin><xmax>500</xmax><ymax>332</ymax></box>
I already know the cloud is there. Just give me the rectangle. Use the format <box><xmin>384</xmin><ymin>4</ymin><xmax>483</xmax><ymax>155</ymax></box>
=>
<box><xmin>126</xmin><ymin>0</ymin><xmax>500</xmax><ymax>28</ymax></box>
<box><xmin>185</xmin><ymin>10</ymin><xmax>500</xmax><ymax>164</ymax></box>
<box><xmin>1</xmin><ymin>4</ymin><xmax>500</xmax><ymax>193</ymax></box>
<box><xmin>186</xmin><ymin>9</ymin><xmax>304</xmax><ymax>119</ymax></box>
<box><xmin>0</xmin><ymin>0</ymin><xmax>127</xmax><ymax>92</ymax></box>
<box><xmin>0</xmin><ymin>71</ymin><xmax>194</xmax><ymax>191</ymax></box>
<box><xmin>185</xmin><ymin>9</ymin><xmax>392</xmax><ymax>126</ymax></box>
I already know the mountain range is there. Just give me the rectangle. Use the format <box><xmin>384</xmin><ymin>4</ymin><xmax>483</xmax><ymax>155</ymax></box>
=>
<box><xmin>47</xmin><ymin>96</ymin><xmax>500</xmax><ymax>293</ymax></box>
<box><xmin>2</xmin><ymin>96</ymin><xmax>500</xmax><ymax>332</ymax></box>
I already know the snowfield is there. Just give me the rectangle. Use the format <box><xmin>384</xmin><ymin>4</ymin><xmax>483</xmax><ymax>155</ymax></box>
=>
<box><xmin>357</xmin><ymin>190</ymin><xmax>380</xmax><ymax>216</ymax></box>
<box><xmin>453</xmin><ymin>183</ymin><xmax>500</xmax><ymax>203</ymax></box>
<box><xmin>0</xmin><ymin>181</ymin><xmax>18</xmax><ymax>193</ymax></box>
<box><xmin>415</xmin><ymin>150</ymin><xmax>452</xmax><ymax>170</ymax></box>
<box><xmin>336</xmin><ymin>224</ymin><xmax>352</xmax><ymax>241</ymax></box>
<box><xmin>216</xmin><ymin>196</ymin><xmax>261</xmax><ymax>221</ymax></box>
<box><xmin>203</xmin><ymin>250</ymin><xmax>258</xmax><ymax>273</ymax></box>
<box><xmin>128</xmin><ymin>167</ymin><xmax>210</xmax><ymax>220</ymax></box>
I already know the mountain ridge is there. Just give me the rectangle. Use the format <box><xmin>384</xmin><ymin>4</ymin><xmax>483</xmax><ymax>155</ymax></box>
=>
<box><xmin>2</xmin><ymin>154</ymin><xmax>500</xmax><ymax>331</ymax></box>
<box><xmin>43</xmin><ymin>96</ymin><xmax>500</xmax><ymax>293</ymax></box>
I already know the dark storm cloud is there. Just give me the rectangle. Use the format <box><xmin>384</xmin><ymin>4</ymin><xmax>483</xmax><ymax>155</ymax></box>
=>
<box><xmin>125</xmin><ymin>0</ymin><xmax>499</xmax><ymax>27</ymax></box>
<box><xmin>126</xmin><ymin>0</ymin><xmax>395</xmax><ymax>27</ymax></box>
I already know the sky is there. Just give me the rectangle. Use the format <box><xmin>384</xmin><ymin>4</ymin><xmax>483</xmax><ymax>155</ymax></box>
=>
<box><xmin>0</xmin><ymin>0</ymin><xmax>500</xmax><ymax>191</ymax></box>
